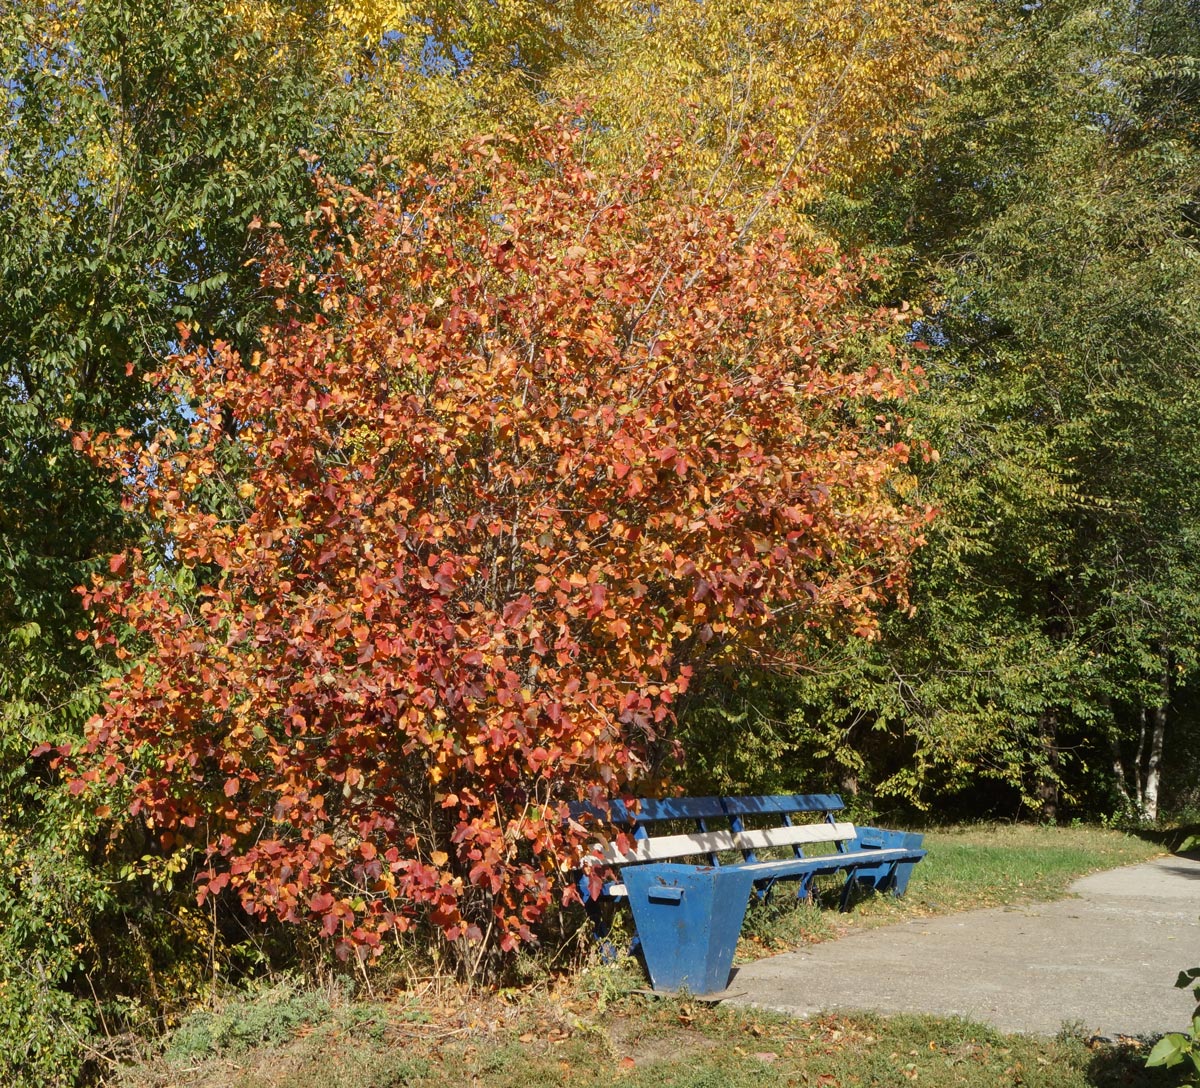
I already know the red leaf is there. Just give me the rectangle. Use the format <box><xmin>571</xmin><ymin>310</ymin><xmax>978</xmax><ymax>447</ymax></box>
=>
<box><xmin>309</xmin><ymin>892</ymin><xmax>335</xmax><ymax>913</ymax></box>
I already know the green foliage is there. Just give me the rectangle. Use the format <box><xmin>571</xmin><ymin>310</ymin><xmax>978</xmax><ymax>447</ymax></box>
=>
<box><xmin>1176</xmin><ymin>968</ymin><xmax>1200</xmax><ymax>1021</ymax></box>
<box><xmin>692</xmin><ymin>0</ymin><xmax>1200</xmax><ymax>817</ymax></box>
<box><xmin>0</xmin><ymin>1</ymin><xmax>420</xmax><ymax>1080</ymax></box>
<box><xmin>0</xmin><ymin>661</ymin><xmax>108</xmax><ymax>1085</ymax></box>
<box><xmin>1146</xmin><ymin>967</ymin><xmax>1200</xmax><ymax>1085</ymax></box>
<box><xmin>0</xmin><ymin>0</ymin><xmax>404</xmax><ymax>704</ymax></box>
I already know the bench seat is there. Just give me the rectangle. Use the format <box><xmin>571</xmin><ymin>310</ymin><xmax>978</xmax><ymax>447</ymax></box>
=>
<box><xmin>603</xmin><ymin>845</ymin><xmax>916</xmax><ymax>898</ymax></box>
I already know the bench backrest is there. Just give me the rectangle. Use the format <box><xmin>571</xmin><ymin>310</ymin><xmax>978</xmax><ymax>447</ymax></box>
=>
<box><xmin>573</xmin><ymin>793</ymin><xmax>850</xmax><ymax>867</ymax></box>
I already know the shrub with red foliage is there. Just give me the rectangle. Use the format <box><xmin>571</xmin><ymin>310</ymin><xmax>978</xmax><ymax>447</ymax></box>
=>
<box><xmin>70</xmin><ymin>123</ymin><xmax>930</xmax><ymax>958</ymax></box>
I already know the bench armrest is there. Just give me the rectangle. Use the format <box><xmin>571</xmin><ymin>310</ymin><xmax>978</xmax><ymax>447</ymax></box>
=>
<box><xmin>851</xmin><ymin>826</ymin><xmax>925</xmax><ymax>853</ymax></box>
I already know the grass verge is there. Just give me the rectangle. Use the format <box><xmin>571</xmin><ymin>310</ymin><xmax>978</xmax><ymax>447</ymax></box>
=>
<box><xmin>117</xmin><ymin>982</ymin><xmax>1189</xmax><ymax>1088</ymax></box>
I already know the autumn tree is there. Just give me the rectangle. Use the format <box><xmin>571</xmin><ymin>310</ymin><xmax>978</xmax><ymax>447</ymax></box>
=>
<box><xmin>70</xmin><ymin>123</ymin><xmax>930</xmax><ymax>960</ymax></box>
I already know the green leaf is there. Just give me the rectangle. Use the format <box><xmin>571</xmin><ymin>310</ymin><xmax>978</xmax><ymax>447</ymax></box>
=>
<box><xmin>1146</xmin><ymin>1033</ymin><xmax>1189</xmax><ymax>1068</ymax></box>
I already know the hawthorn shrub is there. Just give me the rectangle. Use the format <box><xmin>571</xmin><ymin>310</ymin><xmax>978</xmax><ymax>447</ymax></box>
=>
<box><xmin>67</xmin><ymin>123</ymin><xmax>930</xmax><ymax>962</ymax></box>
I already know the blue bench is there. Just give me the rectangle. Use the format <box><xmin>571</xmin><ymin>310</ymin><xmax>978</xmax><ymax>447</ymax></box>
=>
<box><xmin>572</xmin><ymin>793</ymin><xmax>925</xmax><ymax>995</ymax></box>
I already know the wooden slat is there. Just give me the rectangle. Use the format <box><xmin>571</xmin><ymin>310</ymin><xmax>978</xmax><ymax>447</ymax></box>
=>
<box><xmin>620</xmin><ymin>796</ymin><xmax>729</xmax><ymax>823</ymax></box>
<box><xmin>733</xmin><ymin>821</ymin><xmax>855</xmax><ymax>851</ymax></box>
<box><xmin>593</xmin><ymin>828</ymin><xmax>738</xmax><ymax>863</ymax></box>
<box><xmin>590</xmin><ymin>821</ymin><xmax>858</xmax><ymax>864</ymax></box>
<box><xmin>572</xmin><ymin>794</ymin><xmax>843</xmax><ymax>827</ymax></box>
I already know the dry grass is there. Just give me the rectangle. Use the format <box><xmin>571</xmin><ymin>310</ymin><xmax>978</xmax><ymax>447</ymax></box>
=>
<box><xmin>116</xmin><ymin>983</ymin><xmax>1185</xmax><ymax>1088</ymax></box>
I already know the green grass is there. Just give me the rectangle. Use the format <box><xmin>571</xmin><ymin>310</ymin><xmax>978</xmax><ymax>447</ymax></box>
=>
<box><xmin>908</xmin><ymin>824</ymin><xmax>1164</xmax><ymax>909</ymax></box>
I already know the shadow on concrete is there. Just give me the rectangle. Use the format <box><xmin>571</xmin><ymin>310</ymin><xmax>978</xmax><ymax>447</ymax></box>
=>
<box><xmin>1156</xmin><ymin>860</ymin><xmax>1200</xmax><ymax>879</ymax></box>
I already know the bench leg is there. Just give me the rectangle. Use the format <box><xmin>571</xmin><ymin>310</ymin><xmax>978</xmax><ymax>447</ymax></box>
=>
<box><xmin>583</xmin><ymin>894</ymin><xmax>608</xmax><ymax>939</ymax></box>
<box><xmin>838</xmin><ymin>856</ymin><xmax>924</xmax><ymax>908</ymax></box>
<box><xmin>838</xmin><ymin>870</ymin><xmax>858</xmax><ymax>911</ymax></box>
<box><xmin>623</xmin><ymin>864</ymin><xmax>755</xmax><ymax>996</ymax></box>
<box><xmin>757</xmin><ymin>874</ymin><xmax>815</xmax><ymax>903</ymax></box>
<box><xmin>579</xmin><ymin>875</ymin><xmax>632</xmax><ymax>962</ymax></box>
<box><xmin>888</xmin><ymin>851</ymin><xmax>922</xmax><ymax>896</ymax></box>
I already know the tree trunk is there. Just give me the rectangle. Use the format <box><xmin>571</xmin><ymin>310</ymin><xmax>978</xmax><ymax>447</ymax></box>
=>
<box><xmin>1142</xmin><ymin>666</ymin><xmax>1169</xmax><ymax>823</ymax></box>
<box><xmin>1143</xmin><ymin>706</ymin><xmax>1164</xmax><ymax>821</ymax></box>
<box><xmin>1133</xmin><ymin>708</ymin><xmax>1147</xmax><ymax>802</ymax></box>
<box><xmin>1037</xmin><ymin>711</ymin><xmax>1059</xmax><ymax>823</ymax></box>
<box><xmin>1111</xmin><ymin>738</ymin><xmax>1134</xmax><ymax>814</ymax></box>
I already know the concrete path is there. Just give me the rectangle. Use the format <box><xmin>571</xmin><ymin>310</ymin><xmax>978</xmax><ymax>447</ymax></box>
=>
<box><xmin>725</xmin><ymin>853</ymin><xmax>1200</xmax><ymax>1037</ymax></box>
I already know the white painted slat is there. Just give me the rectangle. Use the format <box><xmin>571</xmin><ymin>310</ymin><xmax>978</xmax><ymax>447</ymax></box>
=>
<box><xmin>594</xmin><ymin>829</ymin><xmax>737</xmax><ymax>863</ymax></box>
<box><xmin>589</xmin><ymin>821</ymin><xmax>858</xmax><ymax>864</ymax></box>
<box><xmin>733</xmin><ymin>821</ymin><xmax>855</xmax><ymax>851</ymax></box>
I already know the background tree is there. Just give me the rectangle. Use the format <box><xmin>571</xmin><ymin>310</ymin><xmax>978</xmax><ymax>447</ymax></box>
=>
<box><xmin>699</xmin><ymin>0</ymin><xmax>1200</xmax><ymax>820</ymax></box>
<box><xmin>549</xmin><ymin>0</ymin><xmax>969</xmax><ymax>232</ymax></box>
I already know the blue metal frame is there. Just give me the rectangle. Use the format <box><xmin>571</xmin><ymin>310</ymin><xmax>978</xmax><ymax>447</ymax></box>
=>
<box><xmin>572</xmin><ymin>794</ymin><xmax>926</xmax><ymax>995</ymax></box>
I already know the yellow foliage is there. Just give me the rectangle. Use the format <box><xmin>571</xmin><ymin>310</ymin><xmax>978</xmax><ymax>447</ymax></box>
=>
<box><xmin>214</xmin><ymin>1</ymin><xmax>601</xmax><ymax>162</ymax></box>
<box><xmin>17</xmin><ymin>0</ymin><xmax>972</xmax><ymax>229</ymax></box>
<box><xmin>14</xmin><ymin>0</ymin><xmax>971</xmax><ymax>241</ymax></box>
<box><xmin>550</xmin><ymin>0</ymin><xmax>974</xmax><ymax>228</ymax></box>
<box><xmin>212</xmin><ymin>0</ymin><xmax>972</xmax><ymax>227</ymax></box>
